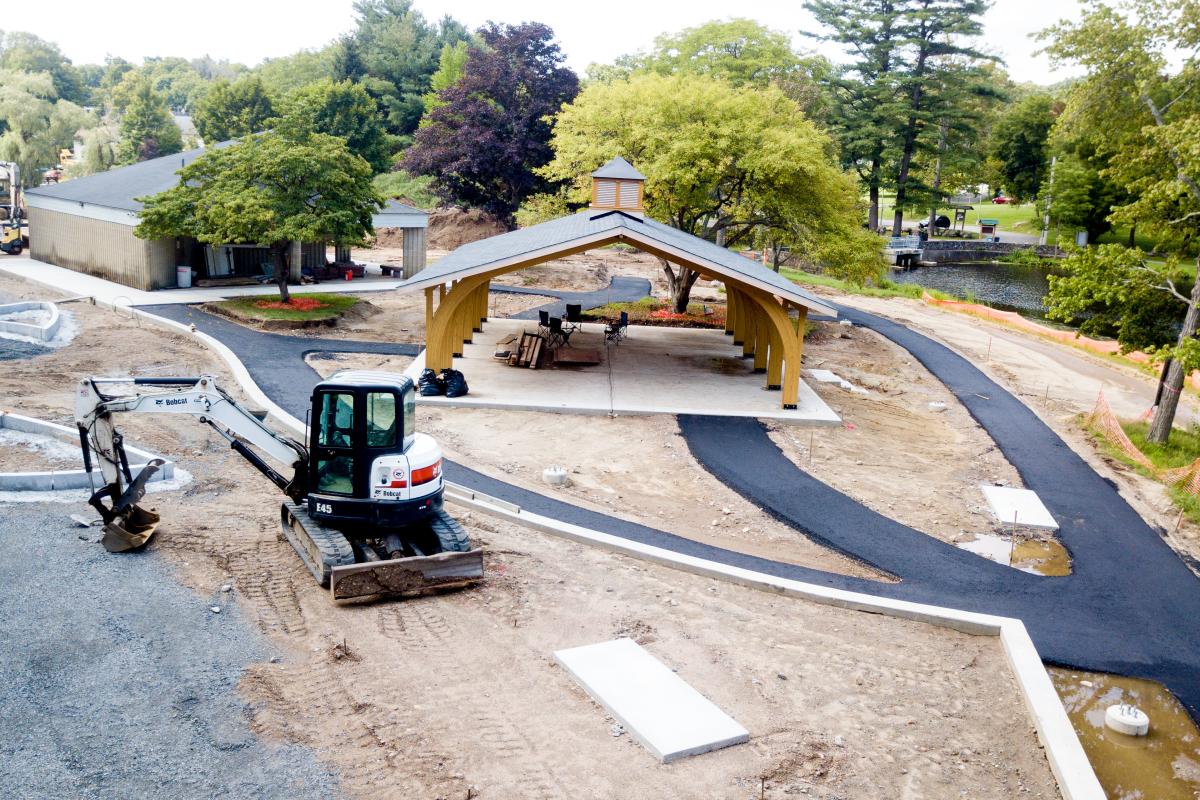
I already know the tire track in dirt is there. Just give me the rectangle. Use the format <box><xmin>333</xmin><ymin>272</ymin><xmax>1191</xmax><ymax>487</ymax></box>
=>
<box><xmin>376</xmin><ymin>600</ymin><xmax>571</xmax><ymax>799</ymax></box>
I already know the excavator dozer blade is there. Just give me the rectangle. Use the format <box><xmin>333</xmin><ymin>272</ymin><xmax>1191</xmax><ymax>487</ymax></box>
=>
<box><xmin>329</xmin><ymin>548</ymin><xmax>484</xmax><ymax>601</ymax></box>
<box><xmin>280</xmin><ymin>502</ymin><xmax>484</xmax><ymax>601</ymax></box>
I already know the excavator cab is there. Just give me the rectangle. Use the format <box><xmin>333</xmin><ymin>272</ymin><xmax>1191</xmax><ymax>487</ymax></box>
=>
<box><xmin>306</xmin><ymin>372</ymin><xmax>444</xmax><ymax>529</ymax></box>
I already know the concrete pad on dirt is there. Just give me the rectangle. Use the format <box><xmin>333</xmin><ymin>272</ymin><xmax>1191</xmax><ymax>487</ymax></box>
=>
<box><xmin>412</xmin><ymin>319</ymin><xmax>840</xmax><ymax>425</ymax></box>
<box><xmin>981</xmin><ymin>485</ymin><xmax>1059</xmax><ymax>530</ymax></box>
<box><xmin>554</xmin><ymin>637</ymin><xmax>749</xmax><ymax>763</ymax></box>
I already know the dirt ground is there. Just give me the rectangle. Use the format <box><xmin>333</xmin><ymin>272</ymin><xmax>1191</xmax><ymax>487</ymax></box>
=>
<box><xmin>0</xmin><ymin>429</ymin><xmax>81</xmax><ymax>472</ymax></box>
<box><xmin>772</xmin><ymin>320</ymin><xmax>1024</xmax><ymax>550</ymax></box>
<box><xmin>305</xmin><ymin>352</ymin><xmax>414</xmax><ymax>379</ymax></box>
<box><xmin>832</xmin><ymin>293</ymin><xmax>1200</xmax><ymax>574</ymax></box>
<box><xmin>0</xmin><ymin>273</ymin><xmax>1062</xmax><ymax>799</ymax></box>
<box><xmin>420</xmin><ymin>407</ymin><xmax>887</xmax><ymax>581</ymax></box>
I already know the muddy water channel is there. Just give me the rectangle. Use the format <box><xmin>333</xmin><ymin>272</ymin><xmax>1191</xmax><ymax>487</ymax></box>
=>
<box><xmin>1050</xmin><ymin>668</ymin><xmax>1200</xmax><ymax>799</ymax></box>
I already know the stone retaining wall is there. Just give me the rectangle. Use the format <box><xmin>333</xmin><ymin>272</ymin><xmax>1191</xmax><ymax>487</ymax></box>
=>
<box><xmin>920</xmin><ymin>241</ymin><xmax>1065</xmax><ymax>263</ymax></box>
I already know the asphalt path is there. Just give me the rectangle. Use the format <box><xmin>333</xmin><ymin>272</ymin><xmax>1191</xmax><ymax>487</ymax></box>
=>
<box><xmin>490</xmin><ymin>276</ymin><xmax>652</xmax><ymax>320</ymax></box>
<box><xmin>142</xmin><ymin>294</ymin><xmax>1200</xmax><ymax>722</ymax></box>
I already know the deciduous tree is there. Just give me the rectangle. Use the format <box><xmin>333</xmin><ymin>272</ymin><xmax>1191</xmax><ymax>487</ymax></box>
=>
<box><xmin>276</xmin><ymin>79</ymin><xmax>390</xmax><ymax>173</ymax></box>
<box><xmin>116</xmin><ymin>74</ymin><xmax>182</xmax><ymax>163</ymax></box>
<box><xmin>192</xmin><ymin>76</ymin><xmax>275</xmax><ymax>143</ymax></box>
<box><xmin>0</xmin><ymin>69</ymin><xmax>93</xmax><ymax>182</ymax></box>
<box><xmin>136</xmin><ymin>132</ymin><xmax>382</xmax><ymax>302</ymax></box>
<box><xmin>404</xmin><ymin>22</ymin><xmax>578</xmax><ymax>223</ymax></box>
<box><xmin>532</xmin><ymin>73</ymin><xmax>881</xmax><ymax>310</ymax></box>
<box><xmin>990</xmin><ymin>94</ymin><xmax>1057</xmax><ymax>202</ymax></box>
<box><xmin>1043</xmin><ymin>0</ymin><xmax>1200</xmax><ymax>441</ymax></box>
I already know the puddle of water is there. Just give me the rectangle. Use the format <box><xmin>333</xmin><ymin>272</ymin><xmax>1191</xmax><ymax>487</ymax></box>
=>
<box><xmin>956</xmin><ymin>531</ymin><xmax>1071</xmax><ymax>576</ymax></box>
<box><xmin>1049</xmin><ymin>668</ymin><xmax>1200</xmax><ymax>800</ymax></box>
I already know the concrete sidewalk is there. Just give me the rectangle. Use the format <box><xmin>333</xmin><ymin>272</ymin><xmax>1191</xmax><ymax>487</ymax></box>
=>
<box><xmin>0</xmin><ymin>258</ymin><xmax>407</xmax><ymax>306</ymax></box>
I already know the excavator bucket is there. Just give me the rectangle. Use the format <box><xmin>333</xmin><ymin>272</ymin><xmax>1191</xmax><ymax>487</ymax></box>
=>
<box><xmin>94</xmin><ymin>459</ymin><xmax>165</xmax><ymax>553</ymax></box>
<box><xmin>280</xmin><ymin>502</ymin><xmax>484</xmax><ymax>601</ymax></box>
<box><xmin>101</xmin><ymin>504</ymin><xmax>162</xmax><ymax>553</ymax></box>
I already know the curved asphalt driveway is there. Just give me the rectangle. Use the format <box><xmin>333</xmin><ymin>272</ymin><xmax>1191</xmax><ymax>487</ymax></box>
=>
<box><xmin>143</xmin><ymin>294</ymin><xmax>1200</xmax><ymax>722</ymax></box>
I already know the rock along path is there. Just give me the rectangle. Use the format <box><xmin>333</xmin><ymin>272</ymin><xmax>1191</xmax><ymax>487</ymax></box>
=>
<box><xmin>144</xmin><ymin>291</ymin><xmax>1200</xmax><ymax>723</ymax></box>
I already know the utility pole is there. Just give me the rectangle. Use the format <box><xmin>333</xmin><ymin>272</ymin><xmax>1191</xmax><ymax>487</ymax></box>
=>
<box><xmin>1039</xmin><ymin>156</ymin><xmax>1056</xmax><ymax>247</ymax></box>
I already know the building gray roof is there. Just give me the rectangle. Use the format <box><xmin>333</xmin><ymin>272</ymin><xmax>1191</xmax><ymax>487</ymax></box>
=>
<box><xmin>399</xmin><ymin>209</ymin><xmax>836</xmax><ymax>317</ymax></box>
<box><xmin>592</xmin><ymin>157</ymin><xmax>645</xmax><ymax>181</ymax></box>
<box><xmin>25</xmin><ymin>144</ymin><xmax>225</xmax><ymax>212</ymax></box>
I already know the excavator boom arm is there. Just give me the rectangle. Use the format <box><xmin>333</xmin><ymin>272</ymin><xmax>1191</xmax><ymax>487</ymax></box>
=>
<box><xmin>75</xmin><ymin>375</ymin><xmax>309</xmax><ymax>510</ymax></box>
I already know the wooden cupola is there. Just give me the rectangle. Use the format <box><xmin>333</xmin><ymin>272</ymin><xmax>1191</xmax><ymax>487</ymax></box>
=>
<box><xmin>590</xmin><ymin>156</ymin><xmax>645</xmax><ymax>217</ymax></box>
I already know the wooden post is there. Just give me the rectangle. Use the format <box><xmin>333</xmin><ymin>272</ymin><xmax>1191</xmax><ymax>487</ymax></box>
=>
<box><xmin>424</xmin><ymin>286</ymin><xmax>434</xmax><ymax>344</ymax></box>
<box><xmin>766</xmin><ymin>320</ymin><xmax>784</xmax><ymax>390</ymax></box>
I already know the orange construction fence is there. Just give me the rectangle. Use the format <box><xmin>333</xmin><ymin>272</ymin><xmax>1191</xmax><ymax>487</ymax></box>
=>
<box><xmin>922</xmin><ymin>293</ymin><xmax>1200</xmax><ymax>391</ymax></box>
<box><xmin>1086</xmin><ymin>392</ymin><xmax>1200</xmax><ymax>496</ymax></box>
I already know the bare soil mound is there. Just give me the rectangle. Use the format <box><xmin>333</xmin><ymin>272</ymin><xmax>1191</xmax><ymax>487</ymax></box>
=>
<box><xmin>425</xmin><ymin>207</ymin><xmax>508</xmax><ymax>249</ymax></box>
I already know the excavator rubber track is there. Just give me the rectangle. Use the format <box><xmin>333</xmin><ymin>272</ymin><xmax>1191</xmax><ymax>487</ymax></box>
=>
<box><xmin>280</xmin><ymin>503</ymin><xmax>484</xmax><ymax>601</ymax></box>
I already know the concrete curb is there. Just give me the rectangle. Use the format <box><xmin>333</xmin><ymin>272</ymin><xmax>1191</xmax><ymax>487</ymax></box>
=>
<box><xmin>0</xmin><ymin>410</ymin><xmax>174</xmax><ymax>490</ymax></box>
<box><xmin>126</xmin><ymin>301</ymin><xmax>1104</xmax><ymax>800</ymax></box>
<box><xmin>441</xmin><ymin>486</ymin><xmax>1105</xmax><ymax>800</ymax></box>
<box><xmin>0</xmin><ymin>300</ymin><xmax>61</xmax><ymax>341</ymax></box>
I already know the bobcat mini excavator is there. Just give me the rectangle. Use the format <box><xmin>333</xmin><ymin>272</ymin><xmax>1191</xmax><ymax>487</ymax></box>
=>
<box><xmin>74</xmin><ymin>371</ymin><xmax>483</xmax><ymax>600</ymax></box>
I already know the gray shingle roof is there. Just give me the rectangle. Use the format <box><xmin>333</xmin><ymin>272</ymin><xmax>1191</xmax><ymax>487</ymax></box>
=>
<box><xmin>400</xmin><ymin>210</ymin><xmax>836</xmax><ymax>317</ymax></box>
<box><xmin>592</xmin><ymin>157</ymin><xmax>645</xmax><ymax>181</ymax></box>
<box><xmin>381</xmin><ymin>199</ymin><xmax>426</xmax><ymax>215</ymax></box>
<box><xmin>25</xmin><ymin>143</ymin><xmax>228</xmax><ymax>212</ymax></box>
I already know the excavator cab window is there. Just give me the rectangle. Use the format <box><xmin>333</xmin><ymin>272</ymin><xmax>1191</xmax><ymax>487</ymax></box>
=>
<box><xmin>315</xmin><ymin>391</ymin><xmax>356</xmax><ymax>495</ymax></box>
<box><xmin>366</xmin><ymin>392</ymin><xmax>397</xmax><ymax>448</ymax></box>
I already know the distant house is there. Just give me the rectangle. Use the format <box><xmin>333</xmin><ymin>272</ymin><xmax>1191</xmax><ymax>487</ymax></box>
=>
<box><xmin>24</xmin><ymin>147</ymin><xmax>428</xmax><ymax>291</ymax></box>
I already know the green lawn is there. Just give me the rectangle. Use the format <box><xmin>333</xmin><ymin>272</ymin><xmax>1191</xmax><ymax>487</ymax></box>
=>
<box><xmin>1090</xmin><ymin>418</ymin><xmax>1200</xmax><ymax>524</ymax></box>
<box><xmin>873</xmin><ymin>193</ymin><xmax>1040</xmax><ymax>235</ymax></box>
<box><xmin>213</xmin><ymin>293</ymin><xmax>359</xmax><ymax>321</ymax></box>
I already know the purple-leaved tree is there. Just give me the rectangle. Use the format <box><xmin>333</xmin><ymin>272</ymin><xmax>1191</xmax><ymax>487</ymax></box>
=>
<box><xmin>403</xmin><ymin>22</ymin><xmax>579</xmax><ymax>226</ymax></box>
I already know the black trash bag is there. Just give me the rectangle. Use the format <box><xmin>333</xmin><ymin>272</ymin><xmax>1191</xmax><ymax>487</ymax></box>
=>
<box><xmin>418</xmin><ymin>368</ymin><xmax>444</xmax><ymax>396</ymax></box>
<box><xmin>442</xmin><ymin>369</ymin><xmax>469</xmax><ymax>398</ymax></box>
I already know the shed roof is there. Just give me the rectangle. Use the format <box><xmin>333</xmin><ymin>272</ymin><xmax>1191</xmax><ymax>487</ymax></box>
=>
<box><xmin>592</xmin><ymin>157</ymin><xmax>645</xmax><ymax>181</ymax></box>
<box><xmin>25</xmin><ymin>143</ymin><xmax>228</xmax><ymax>212</ymax></box>
<box><xmin>399</xmin><ymin>209</ymin><xmax>836</xmax><ymax>317</ymax></box>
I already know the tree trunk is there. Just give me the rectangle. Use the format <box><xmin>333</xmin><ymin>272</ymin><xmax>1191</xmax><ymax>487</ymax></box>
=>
<box><xmin>660</xmin><ymin>258</ymin><xmax>700</xmax><ymax>314</ymax></box>
<box><xmin>1147</xmin><ymin>255</ymin><xmax>1200</xmax><ymax>443</ymax></box>
<box><xmin>927</xmin><ymin>122</ymin><xmax>947</xmax><ymax>233</ymax></box>
<box><xmin>868</xmin><ymin>157</ymin><xmax>881</xmax><ymax>231</ymax></box>
<box><xmin>272</xmin><ymin>242</ymin><xmax>290</xmax><ymax>303</ymax></box>
<box><xmin>1128</xmin><ymin>223</ymin><xmax>1136</xmax><ymax>248</ymax></box>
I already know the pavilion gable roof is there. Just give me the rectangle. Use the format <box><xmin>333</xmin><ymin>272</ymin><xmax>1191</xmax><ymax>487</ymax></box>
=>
<box><xmin>400</xmin><ymin>210</ymin><xmax>837</xmax><ymax>317</ymax></box>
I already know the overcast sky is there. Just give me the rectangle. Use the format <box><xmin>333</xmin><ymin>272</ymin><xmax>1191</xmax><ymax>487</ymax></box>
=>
<box><xmin>12</xmin><ymin>0</ymin><xmax>1083</xmax><ymax>85</ymax></box>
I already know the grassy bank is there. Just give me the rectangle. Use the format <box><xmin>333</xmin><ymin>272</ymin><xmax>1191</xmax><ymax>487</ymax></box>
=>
<box><xmin>213</xmin><ymin>293</ymin><xmax>358</xmax><ymax>322</ymax></box>
<box><xmin>1089</xmin><ymin>418</ymin><xmax>1200</xmax><ymax>524</ymax></box>
<box><xmin>780</xmin><ymin>267</ymin><xmax>958</xmax><ymax>301</ymax></box>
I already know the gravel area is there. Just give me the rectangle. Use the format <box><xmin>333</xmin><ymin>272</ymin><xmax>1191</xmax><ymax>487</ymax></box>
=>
<box><xmin>0</xmin><ymin>502</ymin><xmax>339</xmax><ymax>800</ymax></box>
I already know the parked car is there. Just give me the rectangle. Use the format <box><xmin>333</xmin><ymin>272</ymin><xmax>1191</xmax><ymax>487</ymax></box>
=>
<box><xmin>992</xmin><ymin>195</ymin><xmax>1010</xmax><ymax>204</ymax></box>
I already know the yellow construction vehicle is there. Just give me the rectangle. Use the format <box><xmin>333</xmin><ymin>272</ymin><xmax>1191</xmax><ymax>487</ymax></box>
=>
<box><xmin>0</xmin><ymin>161</ymin><xmax>23</xmax><ymax>255</ymax></box>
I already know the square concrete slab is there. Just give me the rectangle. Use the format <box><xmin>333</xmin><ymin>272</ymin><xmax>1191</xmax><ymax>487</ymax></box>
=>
<box><xmin>980</xmin><ymin>485</ymin><xmax>1059</xmax><ymax>530</ymax></box>
<box><xmin>554</xmin><ymin>638</ymin><xmax>749</xmax><ymax>763</ymax></box>
<box><xmin>408</xmin><ymin>319</ymin><xmax>840</xmax><ymax>425</ymax></box>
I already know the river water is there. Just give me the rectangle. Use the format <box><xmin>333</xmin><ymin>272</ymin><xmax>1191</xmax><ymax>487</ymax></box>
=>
<box><xmin>889</xmin><ymin>261</ymin><xmax>1059</xmax><ymax>318</ymax></box>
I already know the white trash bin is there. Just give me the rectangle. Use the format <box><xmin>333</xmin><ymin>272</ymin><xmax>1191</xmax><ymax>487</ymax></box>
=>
<box><xmin>176</xmin><ymin>265</ymin><xmax>192</xmax><ymax>288</ymax></box>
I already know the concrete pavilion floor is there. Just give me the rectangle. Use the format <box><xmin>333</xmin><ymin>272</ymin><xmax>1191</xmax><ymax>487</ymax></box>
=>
<box><xmin>406</xmin><ymin>318</ymin><xmax>841</xmax><ymax>425</ymax></box>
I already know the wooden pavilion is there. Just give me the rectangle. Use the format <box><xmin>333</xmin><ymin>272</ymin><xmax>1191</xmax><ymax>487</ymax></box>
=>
<box><xmin>399</xmin><ymin>158</ymin><xmax>837</xmax><ymax>410</ymax></box>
